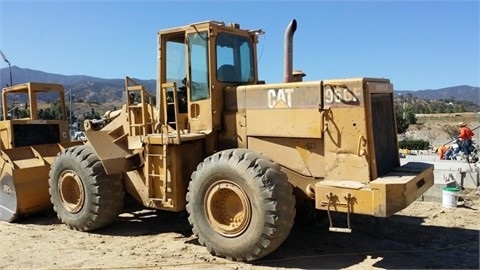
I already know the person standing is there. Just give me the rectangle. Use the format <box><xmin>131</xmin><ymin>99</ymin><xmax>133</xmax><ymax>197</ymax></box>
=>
<box><xmin>458</xmin><ymin>122</ymin><xmax>474</xmax><ymax>156</ymax></box>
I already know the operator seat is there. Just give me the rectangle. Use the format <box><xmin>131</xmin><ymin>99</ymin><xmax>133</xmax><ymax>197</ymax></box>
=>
<box><xmin>217</xmin><ymin>64</ymin><xmax>237</xmax><ymax>82</ymax></box>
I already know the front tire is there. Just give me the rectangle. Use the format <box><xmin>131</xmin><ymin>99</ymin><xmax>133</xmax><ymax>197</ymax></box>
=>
<box><xmin>186</xmin><ymin>149</ymin><xmax>295</xmax><ymax>261</ymax></box>
<box><xmin>48</xmin><ymin>145</ymin><xmax>124</xmax><ymax>231</ymax></box>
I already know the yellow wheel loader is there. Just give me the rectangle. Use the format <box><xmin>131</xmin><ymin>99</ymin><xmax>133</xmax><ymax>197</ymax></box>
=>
<box><xmin>46</xmin><ymin>19</ymin><xmax>433</xmax><ymax>261</ymax></box>
<box><xmin>0</xmin><ymin>82</ymin><xmax>82</xmax><ymax>222</ymax></box>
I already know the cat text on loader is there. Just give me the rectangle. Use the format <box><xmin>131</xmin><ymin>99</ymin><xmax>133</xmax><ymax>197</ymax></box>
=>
<box><xmin>48</xmin><ymin>19</ymin><xmax>434</xmax><ymax>261</ymax></box>
<box><xmin>0</xmin><ymin>82</ymin><xmax>81</xmax><ymax>222</ymax></box>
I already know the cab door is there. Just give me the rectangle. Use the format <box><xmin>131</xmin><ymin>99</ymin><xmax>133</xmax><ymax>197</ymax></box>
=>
<box><xmin>186</xmin><ymin>29</ymin><xmax>213</xmax><ymax>134</ymax></box>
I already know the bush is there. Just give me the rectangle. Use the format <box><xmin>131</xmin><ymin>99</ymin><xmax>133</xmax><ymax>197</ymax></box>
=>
<box><xmin>395</xmin><ymin>110</ymin><xmax>409</xmax><ymax>134</ymax></box>
<box><xmin>399</xmin><ymin>139</ymin><xmax>430</xmax><ymax>150</ymax></box>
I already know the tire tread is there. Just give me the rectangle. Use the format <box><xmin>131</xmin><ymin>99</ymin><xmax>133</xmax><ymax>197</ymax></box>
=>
<box><xmin>187</xmin><ymin>149</ymin><xmax>295</xmax><ymax>261</ymax></box>
<box><xmin>48</xmin><ymin>145</ymin><xmax>124</xmax><ymax>231</ymax></box>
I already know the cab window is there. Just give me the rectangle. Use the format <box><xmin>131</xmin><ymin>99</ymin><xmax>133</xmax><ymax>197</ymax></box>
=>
<box><xmin>216</xmin><ymin>33</ymin><xmax>254</xmax><ymax>83</ymax></box>
<box><xmin>188</xmin><ymin>31</ymin><xmax>209</xmax><ymax>101</ymax></box>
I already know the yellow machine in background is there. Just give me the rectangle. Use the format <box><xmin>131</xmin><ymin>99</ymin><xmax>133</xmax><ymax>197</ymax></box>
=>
<box><xmin>10</xmin><ymin>20</ymin><xmax>433</xmax><ymax>261</ymax></box>
<box><xmin>0</xmin><ymin>83</ymin><xmax>81</xmax><ymax>221</ymax></box>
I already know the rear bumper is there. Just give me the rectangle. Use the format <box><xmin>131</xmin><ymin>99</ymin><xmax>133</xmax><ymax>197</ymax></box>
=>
<box><xmin>315</xmin><ymin>162</ymin><xmax>434</xmax><ymax>217</ymax></box>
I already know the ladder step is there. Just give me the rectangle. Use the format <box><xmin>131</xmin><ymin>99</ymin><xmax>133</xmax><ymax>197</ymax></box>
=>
<box><xmin>148</xmin><ymin>173</ymin><xmax>165</xmax><ymax>179</ymax></box>
<box><xmin>127</xmin><ymin>85</ymin><xmax>143</xmax><ymax>91</ymax></box>
<box><xmin>326</xmin><ymin>192</ymin><xmax>353</xmax><ymax>234</ymax></box>
<box><xmin>132</xmin><ymin>123</ymin><xmax>152</xmax><ymax>126</ymax></box>
<box><xmin>147</xmin><ymin>154</ymin><xmax>164</xmax><ymax>158</ymax></box>
<box><xmin>130</xmin><ymin>122</ymin><xmax>154</xmax><ymax>125</ymax></box>
<box><xmin>329</xmin><ymin>227</ymin><xmax>352</xmax><ymax>233</ymax></box>
<box><xmin>148</xmin><ymin>157</ymin><xmax>164</xmax><ymax>161</ymax></box>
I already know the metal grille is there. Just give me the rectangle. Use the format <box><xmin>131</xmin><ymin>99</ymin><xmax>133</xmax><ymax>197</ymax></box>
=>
<box><xmin>13</xmin><ymin>124</ymin><xmax>60</xmax><ymax>147</ymax></box>
<box><xmin>371</xmin><ymin>93</ymin><xmax>397</xmax><ymax>177</ymax></box>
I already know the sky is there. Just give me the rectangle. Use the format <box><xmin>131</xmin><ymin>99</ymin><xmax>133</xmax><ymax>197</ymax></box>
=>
<box><xmin>0</xmin><ymin>0</ymin><xmax>478</xmax><ymax>91</ymax></box>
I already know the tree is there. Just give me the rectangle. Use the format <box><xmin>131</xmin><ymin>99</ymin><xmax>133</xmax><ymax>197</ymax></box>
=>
<box><xmin>405</xmin><ymin>110</ymin><xmax>417</xmax><ymax>124</ymax></box>
<box><xmin>396</xmin><ymin>110</ymin><xmax>409</xmax><ymax>134</ymax></box>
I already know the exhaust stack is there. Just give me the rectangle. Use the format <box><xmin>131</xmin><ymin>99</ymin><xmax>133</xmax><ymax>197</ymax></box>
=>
<box><xmin>283</xmin><ymin>19</ymin><xmax>297</xmax><ymax>83</ymax></box>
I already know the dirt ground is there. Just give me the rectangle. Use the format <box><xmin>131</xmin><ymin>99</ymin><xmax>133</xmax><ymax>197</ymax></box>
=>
<box><xmin>1</xmin><ymin>189</ymin><xmax>479</xmax><ymax>270</ymax></box>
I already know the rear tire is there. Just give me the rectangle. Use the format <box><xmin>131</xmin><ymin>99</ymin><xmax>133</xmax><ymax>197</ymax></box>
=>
<box><xmin>186</xmin><ymin>149</ymin><xmax>295</xmax><ymax>261</ymax></box>
<box><xmin>49</xmin><ymin>145</ymin><xmax>124</xmax><ymax>231</ymax></box>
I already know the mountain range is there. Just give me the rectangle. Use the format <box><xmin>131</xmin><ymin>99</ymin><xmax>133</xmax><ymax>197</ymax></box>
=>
<box><xmin>396</xmin><ymin>86</ymin><xmax>479</xmax><ymax>105</ymax></box>
<box><xmin>1</xmin><ymin>66</ymin><xmax>479</xmax><ymax>105</ymax></box>
<box><xmin>0</xmin><ymin>66</ymin><xmax>156</xmax><ymax>103</ymax></box>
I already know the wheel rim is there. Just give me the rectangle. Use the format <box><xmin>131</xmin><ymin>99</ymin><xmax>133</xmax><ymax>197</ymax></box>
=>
<box><xmin>58</xmin><ymin>170</ymin><xmax>84</xmax><ymax>213</ymax></box>
<box><xmin>205</xmin><ymin>180</ymin><xmax>251</xmax><ymax>237</ymax></box>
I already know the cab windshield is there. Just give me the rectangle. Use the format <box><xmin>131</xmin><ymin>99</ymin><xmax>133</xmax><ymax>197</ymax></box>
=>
<box><xmin>216</xmin><ymin>33</ymin><xmax>254</xmax><ymax>83</ymax></box>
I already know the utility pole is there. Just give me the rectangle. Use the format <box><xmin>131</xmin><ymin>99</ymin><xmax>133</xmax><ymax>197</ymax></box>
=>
<box><xmin>69</xmin><ymin>90</ymin><xmax>75</xmax><ymax>130</ymax></box>
<box><xmin>0</xmin><ymin>50</ymin><xmax>13</xmax><ymax>87</ymax></box>
<box><xmin>69</xmin><ymin>90</ymin><xmax>72</xmax><ymax>126</ymax></box>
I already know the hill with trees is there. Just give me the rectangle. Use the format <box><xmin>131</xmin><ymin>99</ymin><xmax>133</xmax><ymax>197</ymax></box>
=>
<box><xmin>0</xmin><ymin>66</ymin><xmax>156</xmax><ymax>103</ymax></box>
<box><xmin>394</xmin><ymin>92</ymin><xmax>479</xmax><ymax>134</ymax></box>
<box><xmin>396</xmin><ymin>85</ymin><xmax>480</xmax><ymax>105</ymax></box>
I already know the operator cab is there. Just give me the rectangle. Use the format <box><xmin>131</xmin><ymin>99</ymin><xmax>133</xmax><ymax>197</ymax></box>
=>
<box><xmin>0</xmin><ymin>83</ymin><xmax>70</xmax><ymax>148</ymax></box>
<box><xmin>158</xmin><ymin>21</ymin><xmax>260</xmax><ymax>137</ymax></box>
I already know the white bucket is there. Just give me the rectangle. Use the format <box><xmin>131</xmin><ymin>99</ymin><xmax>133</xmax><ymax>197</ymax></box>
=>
<box><xmin>442</xmin><ymin>187</ymin><xmax>460</xmax><ymax>208</ymax></box>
